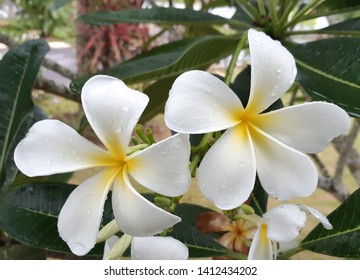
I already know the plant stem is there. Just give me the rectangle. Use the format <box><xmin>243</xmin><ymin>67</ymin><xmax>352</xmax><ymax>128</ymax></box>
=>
<box><xmin>257</xmin><ymin>0</ymin><xmax>267</xmax><ymax>17</ymax></box>
<box><xmin>279</xmin><ymin>246</ymin><xmax>305</xmax><ymax>259</ymax></box>
<box><xmin>126</xmin><ymin>143</ymin><xmax>149</xmax><ymax>156</ymax></box>
<box><xmin>282</xmin><ymin>0</ymin><xmax>325</xmax><ymax>31</ymax></box>
<box><xmin>189</xmin><ymin>154</ymin><xmax>201</xmax><ymax>177</ymax></box>
<box><xmin>224</xmin><ymin>31</ymin><xmax>248</xmax><ymax>85</ymax></box>
<box><xmin>268</xmin><ymin>0</ymin><xmax>279</xmax><ymax>23</ymax></box>
<box><xmin>274</xmin><ymin>0</ymin><xmax>298</xmax><ymax>35</ymax></box>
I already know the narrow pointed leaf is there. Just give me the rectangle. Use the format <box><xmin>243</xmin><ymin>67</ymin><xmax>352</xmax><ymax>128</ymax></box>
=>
<box><xmin>306</xmin><ymin>18</ymin><xmax>360</xmax><ymax>36</ymax></box>
<box><xmin>303</xmin><ymin>1</ymin><xmax>360</xmax><ymax>20</ymax></box>
<box><xmin>169</xmin><ymin>222</ymin><xmax>229</xmax><ymax>258</ymax></box>
<box><xmin>79</xmin><ymin>7</ymin><xmax>230</xmax><ymax>26</ymax></box>
<box><xmin>288</xmin><ymin>37</ymin><xmax>360</xmax><ymax>117</ymax></box>
<box><xmin>170</xmin><ymin>222</ymin><xmax>229</xmax><ymax>258</ymax></box>
<box><xmin>0</xmin><ymin>40</ymin><xmax>49</xmax><ymax>191</ymax></box>
<box><xmin>171</xmin><ymin>203</ymin><xmax>229</xmax><ymax>258</ymax></box>
<box><xmin>70</xmin><ymin>35</ymin><xmax>239</xmax><ymax>94</ymax></box>
<box><xmin>0</xmin><ymin>183</ymin><xmax>112</xmax><ymax>256</ymax></box>
<box><xmin>300</xmin><ymin>189</ymin><xmax>360</xmax><ymax>258</ymax></box>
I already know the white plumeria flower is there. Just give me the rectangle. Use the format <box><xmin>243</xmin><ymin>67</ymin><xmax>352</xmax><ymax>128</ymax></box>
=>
<box><xmin>104</xmin><ymin>235</ymin><xmax>189</xmax><ymax>260</ymax></box>
<box><xmin>248</xmin><ymin>204</ymin><xmax>332</xmax><ymax>260</ymax></box>
<box><xmin>164</xmin><ymin>29</ymin><xmax>350</xmax><ymax>210</ymax></box>
<box><xmin>14</xmin><ymin>75</ymin><xmax>191</xmax><ymax>256</ymax></box>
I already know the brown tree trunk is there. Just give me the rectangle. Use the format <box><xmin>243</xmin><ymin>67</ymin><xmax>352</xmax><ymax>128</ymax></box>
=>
<box><xmin>76</xmin><ymin>0</ymin><xmax>148</xmax><ymax>75</ymax></box>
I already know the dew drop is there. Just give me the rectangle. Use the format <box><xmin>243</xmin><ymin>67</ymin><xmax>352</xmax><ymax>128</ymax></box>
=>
<box><xmin>226</xmin><ymin>194</ymin><xmax>233</xmax><ymax>201</ymax></box>
<box><xmin>253</xmin><ymin>36</ymin><xmax>261</xmax><ymax>42</ymax></box>
<box><xmin>89</xmin><ymin>187</ymin><xmax>98</xmax><ymax>195</ymax></box>
<box><xmin>29</xmin><ymin>186</ymin><xmax>35</xmax><ymax>195</ymax></box>
<box><xmin>276</xmin><ymin>67</ymin><xmax>282</xmax><ymax>73</ymax></box>
<box><xmin>174</xmin><ymin>141</ymin><xmax>181</xmax><ymax>149</ymax></box>
<box><xmin>161</xmin><ymin>148</ymin><xmax>167</xmax><ymax>156</ymax></box>
<box><xmin>267</xmin><ymin>187</ymin><xmax>277</xmax><ymax>195</ymax></box>
<box><xmin>122</xmin><ymin>102</ymin><xmax>130</xmax><ymax>112</ymax></box>
<box><xmin>86</xmin><ymin>208</ymin><xmax>93</xmax><ymax>216</ymax></box>
<box><xmin>70</xmin><ymin>242</ymin><xmax>88</xmax><ymax>256</ymax></box>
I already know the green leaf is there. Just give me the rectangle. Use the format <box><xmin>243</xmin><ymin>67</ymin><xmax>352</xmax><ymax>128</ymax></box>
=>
<box><xmin>140</xmin><ymin>77</ymin><xmax>177</xmax><ymax>123</ymax></box>
<box><xmin>305</xmin><ymin>18</ymin><xmax>360</xmax><ymax>36</ymax></box>
<box><xmin>79</xmin><ymin>7</ymin><xmax>230</xmax><ymax>26</ymax></box>
<box><xmin>48</xmin><ymin>0</ymin><xmax>73</xmax><ymax>11</ymax></box>
<box><xmin>288</xmin><ymin>37</ymin><xmax>360</xmax><ymax>117</ymax></box>
<box><xmin>249</xmin><ymin>177</ymin><xmax>268</xmax><ymax>216</ymax></box>
<box><xmin>300</xmin><ymin>189</ymin><xmax>360</xmax><ymax>258</ymax></box>
<box><xmin>175</xmin><ymin>203</ymin><xmax>214</xmax><ymax>226</ymax></box>
<box><xmin>171</xmin><ymin>203</ymin><xmax>229</xmax><ymax>258</ymax></box>
<box><xmin>70</xmin><ymin>35</ymin><xmax>240</xmax><ymax>94</ymax></box>
<box><xmin>0</xmin><ymin>183</ymin><xmax>112</xmax><ymax>256</ymax></box>
<box><xmin>320</xmin><ymin>0</ymin><xmax>360</xmax><ymax>10</ymax></box>
<box><xmin>169</xmin><ymin>222</ymin><xmax>229</xmax><ymax>258</ymax></box>
<box><xmin>230</xmin><ymin>0</ymin><xmax>253</xmax><ymax>30</ymax></box>
<box><xmin>0</xmin><ymin>244</ymin><xmax>46</xmax><ymax>260</ymax></box>
<box><xmin>303</xmin><ymin>2</ymin><xmax>360</xmax><ymax>20</ymax></box>
<box><xmin>0</xmin><ymin>40</ymin><xmax>49</xmax><ymax>192</ymax></box>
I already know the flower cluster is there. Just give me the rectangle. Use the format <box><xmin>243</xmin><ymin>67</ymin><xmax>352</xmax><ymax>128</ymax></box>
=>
<box><xmin>14</xmin><ymin>29</ymin><xmax>350</xmax><ymax>259</ymax></box>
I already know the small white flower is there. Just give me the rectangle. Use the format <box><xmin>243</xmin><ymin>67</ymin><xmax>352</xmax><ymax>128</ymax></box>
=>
<box><xmin>248</xmin><ymin>204</ymin><xmax>332</xmax><ymax>260</ymax></box>
<box><xmin>14</xmin><ymin>75</ymin><xmax>191</xmax><ymax>256</ymax></box>
<box><xmin>104</xmin><ymin>235</ymin><xmax>189</xmax><ymax>260</ymax></box>
<box><xmin>164</xmin><ymin>29</ymin><xmax>350</xmax><ymax>210</ymax></box>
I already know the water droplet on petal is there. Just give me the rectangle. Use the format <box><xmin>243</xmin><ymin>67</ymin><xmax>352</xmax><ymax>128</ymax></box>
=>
<box><xmin>253</xmin><ymin>36</ymin><xmax>261</xmax><ymax>42</ymax></box>
<box><xmin>70</xmin><ymin>242</ymin><xmax>88</xmax><ymax>256</ymax></box>
<box><xmin>161</xmin><ymin>148</ymin><xmax>167</xmax><ymax>156</ymax></box>
<box><xmin>86</xmin><ymin>208</ymin><xmax>93</xmax><ymax>216</ymax></box>
<box><xmin>89</xmin><ymin>187</ymin><xmax>98</xmax><ymax>195</ymax></box>
<box><xmin>174</xmin><ymin>142</ymin><xmax>180</xmax><ymax>149</ymax></box>
<box><xmin>122</xmin><ymin>102</ymin><xmax>130</xmax><ymax>112</ymax></box>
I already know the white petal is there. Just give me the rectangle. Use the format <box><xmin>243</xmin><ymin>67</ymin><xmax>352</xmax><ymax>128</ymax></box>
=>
<box><xmin>131</xmin><ymin>236</ymin><xmax>189</xmax><ymax>260</ymax></box>
<box><xmin>112</xmin><ymin>170</ymin><xmax>181</xmax><ymax>236</ymax></box>
<box><xmin>198</xmin><ymin>125</ymin><xmax>256</xmax><ymax>210</ymax></box>
<box><xmin>248</xmin><ymin>224</ymin><xmax>274</xmax><ymax>260</ymax></box>
<box><xmin>127</xmin><ymin>134</ymin><xmax>191</xmax><ymax>196</ymax></box>
<box><xmin>246</xmin><ymin>29</ymin><xmax>297</xmax><ymax>115</ymax></box>
<box><xmin>298</xmin><ymin>205</ymin><xmax>333</xmax><ymax>230</ymax></box>
<box><xmin>250</xmin><ymin>125</ymin><xmax>318</xmax><ymax>200</ymax></box>
<box><xmin>252</xmin><ymin>102</ymin><xmax>350</xmax><ymax>153</ymax></box>
<box><xmin>264</xmin><ymin>204</ymin><xmax>307</xmax><ymax>242</ymax></box>
<box><xmin>14</xmin><ymin>120</ymin><xmax>116</xmax><ymax>177</ymax></box>
<box><xmin>58</xmin><ymin>168</ymin><xmax>117</xmax><ymax>256</ymax></box>
<box><xmin>103</xmin><ymin>235</ymin><xmax>119</xmax><ymax>260</ymax></box>
<box><xmin>82</xmin><ymin>75</ymin><xmax>149</xmax><ymax>158</ymax></box>
<box><xmin>164</xmin><ymin>70</ymin><xmax>243</xmax><ymax>133</ymax></box>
